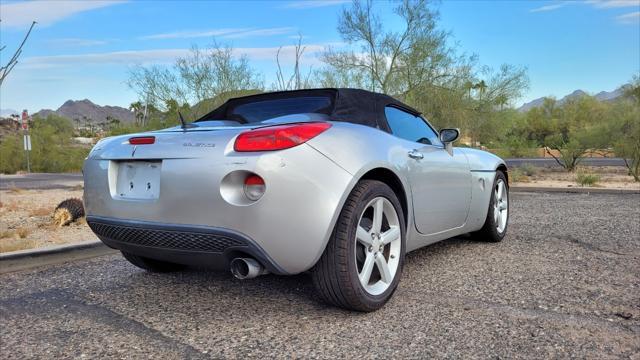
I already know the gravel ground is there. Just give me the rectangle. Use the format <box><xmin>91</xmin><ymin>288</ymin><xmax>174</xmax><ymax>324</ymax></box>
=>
<box><xmin>1</xmin><ymin>192</ymin><xmax>639</xmax><ymax>359</ymax></box>
<box><xmin>0</xmin><ymin>189</ymin><xmax>97</xmax><ymax>252</ymax></box>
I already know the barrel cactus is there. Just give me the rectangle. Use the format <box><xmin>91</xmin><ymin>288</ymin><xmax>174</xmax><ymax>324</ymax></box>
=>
<box><xmin>53</xmin><ymin>198</ymin><xmax>85</xmax><ymax>227</ymax></box>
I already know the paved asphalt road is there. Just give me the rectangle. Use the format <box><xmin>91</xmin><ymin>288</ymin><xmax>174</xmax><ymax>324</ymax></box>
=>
<box><xmin>0</xmin><ymin>173</ymin><xmax>83</xmax><ymax>190</ymax></box>
<box><xmin>1</xmin><ymin>192</ymin><xmax>638</xmax><ymax>358</ymax></box>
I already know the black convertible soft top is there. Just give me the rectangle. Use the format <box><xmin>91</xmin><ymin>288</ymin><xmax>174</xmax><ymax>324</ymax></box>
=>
<box><xmin>195</xmin><ymin>88</ymin><xmax>420</xmax><ymax>132</ymax></box>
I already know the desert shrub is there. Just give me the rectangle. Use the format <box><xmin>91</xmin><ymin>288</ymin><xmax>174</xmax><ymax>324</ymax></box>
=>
<box><xmin>508</xmin><ymin>168</ymin><xmax>528</xmax><ymax>183</ymax></box>
<box><xmin>15</xmin><ymin>227</ymin><xmax>30</xmax><ymax>239</ymax></box>
<box><xmin>519</xmin><ymin>163</ymin><xmax>538</xmax><ymax>176</ymax></box>
<box><xmin>576</xmin><ymin>171</ymin><xmax>600</xmax><ymax>187</ymax></box>
<box><xmin>493</xmin><ymin>136</ymin><xmax>538</xmax><ymax>158</ymax></box>
<box><xmin>0</xmin><ymin>114</ymin><xmax>89</xmax><ymax>174</ymax></box>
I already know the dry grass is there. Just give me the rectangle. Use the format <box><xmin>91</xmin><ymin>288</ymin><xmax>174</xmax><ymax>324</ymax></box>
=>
<box><xmin>16</xmin><ymin>227</ymin><xmax>30</xmax><ymax>238</ymax></box>
<box><xmin>70</xmin><ymin>184</ymin><xmax>84</xmax><ymax>191</ymax></box>
<box><xmin>29</xmin><ymin>207</ymin><xmax>52</xmax><ymax>217</ymax></box>
<box><xmin>7</xmin><ymin>185</ymin><xmax>25</xmax><ymax>194</ymax></box>
<box><xmin>3</xmin><ymin>201</ymin><xmax>19</xmax><ymax>212</ymax></box>
<box><xmin>0</xmin><ymin>188</ymin><xmax>97</xmax><ymax>253</ymax></box>
<box><xmin>0</xmin><ymin>238</ymin><xmax>37</xmax><ymax>252</ymax></box>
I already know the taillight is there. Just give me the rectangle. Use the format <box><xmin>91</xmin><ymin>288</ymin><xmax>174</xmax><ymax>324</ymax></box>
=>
<box><xmin>244</xmin><ymin>174</ymin><xmax>266</xmax><ymax>201</ymax></box>
<box><xmin>234</xmin><ymin>122</ymin><xmax>331</xmax><ymax>152</ymax></box>
<box><xmin>129</xmin><ymin>136</ymin><xmax>155</xmax><ymax>145</ymax></box>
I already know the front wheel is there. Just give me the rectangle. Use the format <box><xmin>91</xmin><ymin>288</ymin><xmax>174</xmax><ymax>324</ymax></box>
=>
<box><xmin>472</xmin><ymin>171</ymin><xmax>509</xmax><ymax>242</ymax></box>
<box><xmin>312</xmin><ymin>180</ymin><xmax>406</xmax><ymax>312</ymax></box>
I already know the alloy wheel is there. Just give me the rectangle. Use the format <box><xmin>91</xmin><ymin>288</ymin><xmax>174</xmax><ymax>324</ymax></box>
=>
<box><xmin>355</xmin><ymin>197</ymin><xmax>401</xmax><ymax>295</ymax></box>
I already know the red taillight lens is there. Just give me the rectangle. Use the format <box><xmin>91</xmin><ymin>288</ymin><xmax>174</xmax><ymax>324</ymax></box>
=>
<box><xmin>244</xmin><ymin>174</ymin><xmax>266</xmax><ymax>201</ymax></box>
<box><xmin>129</xmin><ymin>136</ymin><xmax>155</xmax><ymax>145</ymax></box>
<box><xmin>234</xmin><ymin>122</ymin><xmax>331</xmax><ymax>152</ymax></box>
<box><xmin>244</xmin><ymin>174</ymin><xmax>265</xmax><ymax>186</ymax></box>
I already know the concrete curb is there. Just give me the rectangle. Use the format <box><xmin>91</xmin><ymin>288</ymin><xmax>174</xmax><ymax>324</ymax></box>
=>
<box><xmin>0</xmin><ymin>240</ymin><xmax>117</xmax><ymax>274</ymax></box>
<box><xmin>511</xmin><ymin>186</ymin><xmax>640</xmax><ymax>195</ymax></box>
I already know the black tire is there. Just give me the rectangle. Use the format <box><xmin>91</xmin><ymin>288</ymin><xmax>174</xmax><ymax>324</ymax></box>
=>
<box><xmin>312</xmin><ymin>180</ymin><xmax>406</xmax><ymax>312</ymax></box>
<box><xmin>472</xmin><ymin>171</ymin><xmax>509</xmax><ymax>242</ymax></box>
<box><xmin>121</xmin><ymin>251</ymin><xmax>185</xmax><ymax>272</ymax></box>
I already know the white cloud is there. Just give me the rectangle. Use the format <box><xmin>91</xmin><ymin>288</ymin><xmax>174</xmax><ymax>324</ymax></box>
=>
<box><xmin>48</xmin><ymin>38</ymin><xmax>110</xmax><ymax>47</ymax></box>
<box><xmin>139</xmin><ymin>27</ymin><xmax>295</xmax><ymax>40</ymax></box>
<box><xmin>530</xmin><ymin>0</ymin><xmax>639</xmax><ymax>13</ymax></box>
<box><xmin>283</xmin><ymin>0</ymin><xmax>350</xmax><ymax>9</ymax></box>
<box><xmin>223</xmin><ymin>27</ymin><xmax>296</xmax><ymax>39</ymax></box>
<box><xmin>586</xmin><ymin>0</ymin><xmax>640</xmax><ymax>9</ymax></box>
<box><xmin>22</xmin><ymin>49</ymin><xmax>190</xmax><ymax>67</ymax></box>
<box><xmin>21</xmin><ymin>44</ymin><xmax>329</xmax><ymax>68</ymax></box>
<box><xmin>616</xmin><ymin>10</ymin><xmax>640</xmax><ymax>23</ymax></box>
<box><xmin>139</xmin><ymin>28</ymin><xmax>250</xmax><ymax>40</ymax></box>
<box><xmin>529</xmin><ymin>2</ymin><xmax>570</xmax><ymax>13</ymax></box>
<box><xmin>0</xmin><ymin>0</ymin><xmax>126</xmax><ymax>28</ymax></box>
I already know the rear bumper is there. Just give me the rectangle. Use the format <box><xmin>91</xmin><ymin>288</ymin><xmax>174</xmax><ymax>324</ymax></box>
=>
<box><xmin>88</xmin><ymin>216</ymin><xmax>287</xmax><ymax>274</ymax></box>
<box><xmin>83</xmin><ymin>143</ymin><xmax>354</xmax><ymax>274</ymax></box>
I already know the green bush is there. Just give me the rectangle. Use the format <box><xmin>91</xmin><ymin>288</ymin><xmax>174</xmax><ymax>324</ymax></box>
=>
<box><xmin>508</xmin><ymin>168</ymin><xmax>526</xmax><ymax>183</ymax></box>
<box><xmin>0</xmin><ymin>114</ymin><xmax>89</xmax><ymax>174</ymax></box>
<box><xmin>519</xmin><ymin>163</ymin><xmax>537</xmax><ymax>176</ymax></box>
<box><xmin>576</xmin><ymin>172</ymin><xmax>600</xmax><ymax>187</ymax></box>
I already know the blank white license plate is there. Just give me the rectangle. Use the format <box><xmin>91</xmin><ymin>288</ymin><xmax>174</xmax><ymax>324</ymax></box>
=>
<box><xmin>116</xmin><ymin>161</ymin><xmax>161</xmax><ymax>199</ymax></box>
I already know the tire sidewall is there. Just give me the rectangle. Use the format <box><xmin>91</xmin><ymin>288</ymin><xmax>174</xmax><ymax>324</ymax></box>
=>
<box><xmin>487</xmin><ymin>172</ymin><xmax>509</xmax><ymax>240</ymax></box>
<box><xmin>344</xmin><ymin>181</ymin><xmax>406</xmax><ymax>305</ymax></box>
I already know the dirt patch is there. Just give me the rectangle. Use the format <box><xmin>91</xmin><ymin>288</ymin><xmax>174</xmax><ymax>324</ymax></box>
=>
<box><xmin>0</xmin><ymin>189</ymin><xmax>97</xmax><ymax>253</ymax></box>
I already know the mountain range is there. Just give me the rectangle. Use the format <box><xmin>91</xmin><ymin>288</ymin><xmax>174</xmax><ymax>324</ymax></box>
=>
<box><xmin>0</xmin><ymin>87</ymin><xmax>628</xmax><ymax>124</ymax></box>
<box><xmin>517</xmin><ymin>87</ymin><xmax>625</xmax><ymax>112</ymax></box>
<box><xmin>33</xmin><ymin>99</ymin><xmax>136</xmax><ymax>124</ymax></box>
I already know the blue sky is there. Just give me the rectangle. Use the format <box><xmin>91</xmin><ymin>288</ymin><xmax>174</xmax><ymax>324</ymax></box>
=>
<box><xmin>0</xmin><ymin>0</ymin><xmax>638</xmax><ymax>113</ymax></box>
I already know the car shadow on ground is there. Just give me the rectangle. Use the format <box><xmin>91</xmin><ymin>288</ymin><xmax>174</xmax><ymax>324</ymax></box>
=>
<box><xmin>114</xmin><ymin>235</ymin><xmax>481</xmax><ymax>314</ymax></box>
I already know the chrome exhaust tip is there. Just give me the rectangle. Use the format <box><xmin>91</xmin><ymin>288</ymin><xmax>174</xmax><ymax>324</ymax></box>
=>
<box><xmin>230</xmin><ymin>258</ymin><xmax>267</xmax><ymax>279</ymax></box>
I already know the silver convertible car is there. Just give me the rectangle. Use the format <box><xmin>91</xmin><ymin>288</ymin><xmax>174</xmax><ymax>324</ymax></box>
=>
<box><xmin>84</xmin><ymin>88</ymin><xmax>509</xmax><ymax>311</ymax></box>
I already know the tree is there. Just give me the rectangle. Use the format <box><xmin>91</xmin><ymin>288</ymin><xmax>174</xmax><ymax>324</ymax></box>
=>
<box><xmin>0</xmin><ymin>21</ymin><xmax>36</xmax><ymax>86</ymax></box>
<box><xmin>273</xmin><ymin>35</ymin><xmax>316</xmax><ymax>91</ymax></box>
<box><xmin>321</xmin><ymin>0</ymin><xmax>473</xmax><ymax>95</ymax></box>
<box><xmin>129</xmin><ymin>101</ymin><xmax>145</xmax><ymax>125</ymax></box>
<box><xmin>541</xmin><ymin>96</ymin><xmax>609</xmax><ymax>171</ymax></box>
<box><xmin>128</xmin><ymin>42</ymin><xmax>263</xmax><ymax>118</ymax></box>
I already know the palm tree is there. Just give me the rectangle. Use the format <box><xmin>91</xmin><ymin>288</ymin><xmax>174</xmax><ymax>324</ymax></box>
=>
<box><xmin>495</xmin><ymin>94</ymin><xmax>508</xmax><ymax>110</ymax></box>
<box><xmin>475</xmin><ymin>80</ymin><xmax>487</xmax><ymax>100</ymax></box>
<box><xmin>129</xmin><ymin>101</ymin><xmax>144</xmax><ymax>126</ymax></box>
<box><xmin>463</xmin><ymin>80</ymin><xmax>474</xmax><ymax>99</ymax></box>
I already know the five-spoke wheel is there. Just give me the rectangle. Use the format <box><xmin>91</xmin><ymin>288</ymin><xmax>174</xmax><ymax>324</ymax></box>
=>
<box><xmin>355</xmin><ymin>197</ymin><xmax>402</xmax><ymax>296</ymax></box>
<box><xmin>473</xmin><ymin>170</ymin><xmax>509</xmax><ymax>242</ymax></box>
<box><xmin>313</xmin><ymin>180</ymin><xmax>405</xmax><ymax>312</ymax></box>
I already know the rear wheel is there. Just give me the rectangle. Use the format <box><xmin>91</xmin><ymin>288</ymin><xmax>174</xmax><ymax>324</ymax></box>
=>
<box><xmin>472</xmin><ymin>171</ymin><xmax>509</xmax><ymax>242</ymax></box>
<box><xmin>121</xmin><ymin>252</ymin><xmax>185</xmax><ymax>272</ymax></box>
<box><xmin>312</xmin><ymin>180</ymin><xmax>405</xmax><ymax>312</ymax></box>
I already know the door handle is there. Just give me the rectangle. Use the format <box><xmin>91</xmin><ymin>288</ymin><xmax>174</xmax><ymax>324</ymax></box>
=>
<box><xmin>408</xmin><ymin>150</ymin><xmax>424</xmax><ymax>160</ymax></box>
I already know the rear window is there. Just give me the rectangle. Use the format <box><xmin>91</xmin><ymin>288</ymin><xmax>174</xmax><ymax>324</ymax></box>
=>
<box><xmin>228</xmin><ymin>96</ymin><xmax>332</xmax><ymax>123</ymax></box>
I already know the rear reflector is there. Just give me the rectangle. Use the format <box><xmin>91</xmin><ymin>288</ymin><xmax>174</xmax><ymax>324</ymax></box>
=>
<box><xmin>129</xmin><ymin>136</ymin><xmax>155</xmax><ymax>145</ymax></box>
<box><xmin>244</xmin><ymin>174</ymin><xmax>266</xmax><ymax>201</ymax></box>
<box><xmin>234</xmin><ymin>122</ymin><xmax>331</xmax><ymax>152</ymax></box>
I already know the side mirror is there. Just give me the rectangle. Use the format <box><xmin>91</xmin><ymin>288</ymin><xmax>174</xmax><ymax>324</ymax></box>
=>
<box><xmin>439</xmin><ymin>128</ymin><xmax>460</xmax><ymax>143</ymax></box>
<box><xmin>439</xmin><ymin>128</ymin><xmax>460</xmax><ymax>156</ymax></box>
